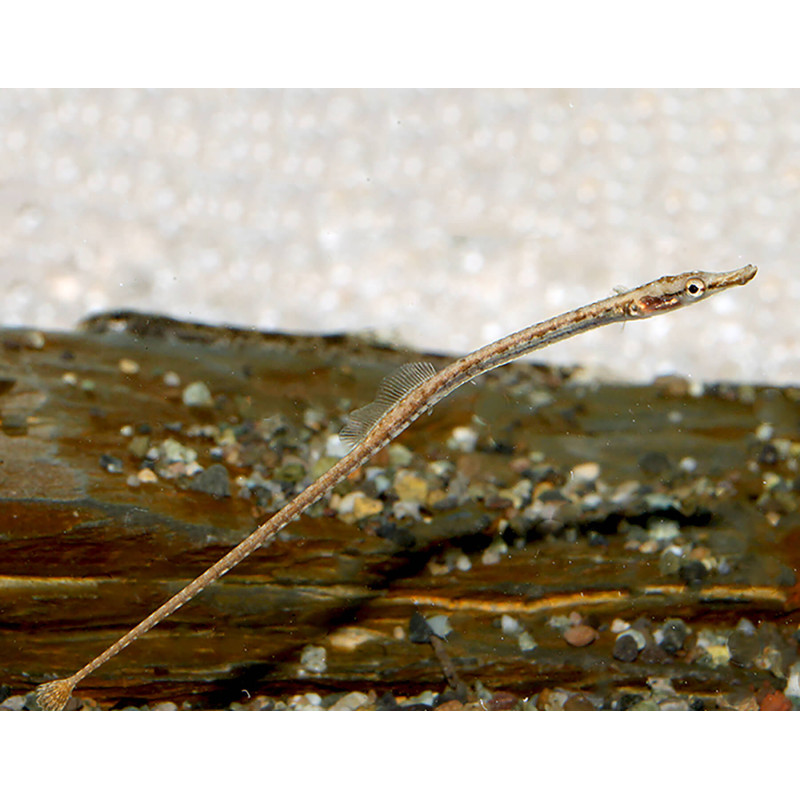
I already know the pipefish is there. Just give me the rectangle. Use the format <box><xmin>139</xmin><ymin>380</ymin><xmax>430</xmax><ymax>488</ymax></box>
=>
<box><xmin>36</xmin><ymin>264</ymin><xmax>757</xmax><ymax>710</ymax></box>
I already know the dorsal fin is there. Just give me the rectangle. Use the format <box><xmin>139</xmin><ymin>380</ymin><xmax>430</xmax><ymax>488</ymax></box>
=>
<box><xmin>340</xmin><ymin>361</ymin><xmax>437</xmax><ymax>447</ymax></box>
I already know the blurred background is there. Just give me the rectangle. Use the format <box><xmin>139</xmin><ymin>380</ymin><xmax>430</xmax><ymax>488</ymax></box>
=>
<box><xmin>0</xmin><ymin>89</ymin><xmax>795</xmax><ymax>383</ymax></box>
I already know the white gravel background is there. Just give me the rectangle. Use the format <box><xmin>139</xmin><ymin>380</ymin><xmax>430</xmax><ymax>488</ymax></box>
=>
<box><xmin>0</xmin><ymin>89</ymin><xmax>795</xmax><ymax>384</ymax></box>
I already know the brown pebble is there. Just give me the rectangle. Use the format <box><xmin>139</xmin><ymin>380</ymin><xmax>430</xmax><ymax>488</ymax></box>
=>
<box><xmin>759</xmin><ymin>691</ymin><xmax>792</xmax><ymax>711</ymax></box>
<box><xmin>535</xmin><ymin>688</ymin><xmax>568</xmax><ymax>711</ymax></box>
<box><xmin>639</xmin><ymin>642</ymin><xmax>670</xmax><ymax>664</ymax></box>
<box><xmin>485</xmin><ymin>691</ymin><xmax>518</xmax><ymax>710</ymax></box>
<box><xmin>563</xmin><ymin>694</ymin><xmax>596</xmax><ymax>711</ymax></box>
<box><xmin>564</xmin><ymin>624</ymin><xmax>598</xmax><ymax>647</ymax></box>
<box><xmin>435</xmin><ymin>699</ymin><xmax>464</xmax><ymax>711</ymax></box>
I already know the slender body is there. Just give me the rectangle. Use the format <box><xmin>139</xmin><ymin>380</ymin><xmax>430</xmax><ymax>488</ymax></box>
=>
<box><xmin>36</xmin><ymin>265</ymin><xmax>757</xmax><ymax>709</ymax></box>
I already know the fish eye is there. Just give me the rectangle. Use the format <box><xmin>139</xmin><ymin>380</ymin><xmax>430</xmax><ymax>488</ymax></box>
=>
<box><xmin>685</xmin><ymin>278</ymin><xmax>706</xmax><ymax>298</ymax></box>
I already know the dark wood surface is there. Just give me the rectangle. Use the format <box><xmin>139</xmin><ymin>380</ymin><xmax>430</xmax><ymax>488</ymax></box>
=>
<box><xmin>1</xmin><ymin>311</ymin><xmax>798</xmax><ymax>708</ymax></box>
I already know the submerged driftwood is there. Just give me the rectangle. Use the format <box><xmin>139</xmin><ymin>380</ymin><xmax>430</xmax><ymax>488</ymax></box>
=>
<box><xmin>1</xmin><ymin>311</ymin><xmax>798</xmax><ymax>709</ymax></box>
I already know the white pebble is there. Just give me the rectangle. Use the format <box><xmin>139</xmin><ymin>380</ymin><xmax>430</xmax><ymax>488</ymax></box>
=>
<box><xmin>755</xmin><ymin>422</ymin><xmax>774</xmax><ymax>442</ymax></box>
<box><xmin>569</xmin><ymin>462</ymin><xmax>600</xmax><ymax>483</ymax></box>
<box><xmin>455</xmin><ymin>553</ymin><xmax>472</xmax><ymax>571</ymax></box>
<box><xmin>118</xmin><ymin>358</ymin><xmax>140</xmax><ymax>375</ymax></box>
<box><xmin>427</xmin><ymin>615</ymin><xmax>452</xmax><ymax>638</ymax></box>
<box><xmin>501</xmin><ymin>614</ymin><xmax>521</xmax><ymax>634</ymax></box>
<box><xmin>182</xmin><ymin>381</ymin><xmax>213</xmax><ymax>407</ymax></box>
<box><xmin>610</xmin><ymin>618</ymin><xmax>630</xmax><ymax>634</ymax></box>
<box><xmin>330</xmin><ymin>691</ymin><xmax>369</xmax><ymax>711</ymax></box>
<box><xmin>447</xmin><ymin>425</ymin><xmax>478</xmax><ymax>452</ymax></box>
<box><xmin>299</xmin><ymin>644</ymin><xmax>327</xmax><ymax>674</ymax></box>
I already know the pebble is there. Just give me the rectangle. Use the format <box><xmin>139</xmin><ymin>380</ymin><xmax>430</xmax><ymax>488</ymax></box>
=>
<box><xmin>611</xmin><ymin>480</ymin><xmax>641</xmax><ymax>505</ymax></box>
<box><xmin>679</xmin><ymin>560</ymin><xmax>709</xmax><ymax>587</ymax></box>
<box><xmin>640</xmin><ymin>642</ymin><xmax>670</xmax><ymax>664</ymax></box>
<box><xmin>161</xmin><ymin>437</ymin><xmax>197</xmax><ymax>463</ymax></box>
<box><xmin>638</xmin><ymin>451</ymin><xmax>672</xmax><ymax>475</ymax></box>
<box><xmin>501</xmin><ymin>614</ymin><xmax>521</xmax><ymax>634</ymax></box>
<box><xmin>481</xmin><ymin>538</ymin><xmax>508</xmax><ymax>566</ymax></box>
<box><xmin>0</xmin><ymin>694</ymin><xmax>25</xmax><ymax>711</ymax></box>
<box><xmin>569</xmin><ymin>462</ymin><xmax>600</xmax><ymax>484</ymax></box>
<box><xmin>447</xmin><ymin>425</ymin><xmax>478</xmax><ymax>452</ymax></box>
<box><xmin>387</xmin><ymin>443</ymin><xmax>414</xmax><ymax>467</ymax></box>
<box><xmin>403</xmin><ymin>690</ymin><xmax>436</xmax><ymax>708</ymax></box>
<box><xmin>755</xmin><ymin>422</ymin><xmax>774</xmax><ymax>442</ymax></box>
<box><xmin>563</xmin><ymin>694</ymin><xmax>596</xmax><ymax>711</ymax></box>
<box><xmin>289</xmin><ymin>693</ymin><xmax>323</xmax><ymax>710</ymax></box>
<box><xmin>659</xmin><ymin>546</ymin><xmax>684</xmax><ymax>575</ymax></box>
<box><xmin>435</xmin><ymin>699</ymin><xmax>464</xmax><ymax>711</ymax></box>
<box><xmin>327</xmin><ymin>627</ymin><xmax>381</xmax><ymax>651</ymax></box>
<box><xmin>329</xmin><ymin>691</ymin><xmax>369</xmax><ymax>711</ymax></box>
<box><xmin>485</xmin><ymin>691</ymin><xmax>518</xmax><ymax>710</ymax></box>
<box><xmin>427</xmin><ymin>615</ymin><xmax>452</xmax><ymax>639</ymax></box>
<box><xmin>152</xmin><ymin>701</ymin><xmax>178</xmax><ymax>711</ymax></box>
<box><xmin>727</xmin><ymin>628</ymin><xmax>761</xmax><ymax>667</ymax></box>
<box><xmin>188</xmin><ymin>464</ymin><xmax>231</xmax><ymax>498</ymax></box>
<box><xmin>182</xmin><ymin>381</ymin><xmax>213</xmax><ymax>407</ymax></box>
<box><xmin>351</xmin><ymin>494</ymin><xmax>384</xmax><ymax>520</ymax></box>
<box><xmin>118</xmin><ymin>358</ymin><xmax>140</xmax><ymax>375</ymax></box>
<box><xmin>658</xmin><ymin>619</ymin><xmax>688</xmax><ymax>654</ymax></box>
<box><xmin>336</xmin><ymin>491</ymin><xmax>364</xmax><ymax>516</ymax></box>
<box><xmin>128</xmin><ymin>434</ymin><xmax>150</xmax><ymax>459</ymax></box>
<box><xmin>610</xmin><ymin>618</ymin><xmax>630</xmax><ymax>634</ymax></box>
<box><xmin>302</xmin><ymin>408</ymin><xmax>325</xmax><ymax>431</ymax></box>
<box><xmin>736</xmin><ymin>617</ymin><xmax>757</xmax><ymax>635</ymax></box>
<box><xmin>163</xmin><ymin>370</ymin><xmax>181</xmax><ymax>387</ymax></box>
<box><xmin>365</xmin><ymin>467</ymin><xmax>391</xmax><ymax>494</ymax></box>
<box><xmin>649</xmin><ymin>519</ymin><xmax>680</xmax><ymax>542</ymax></box>
<box><xmin>299</xmin><ymin>644</ymin><xmax>327</xmax><ymax>674</ymax></box>
<box><xmin>517</xmin><ymin>632</ymin><xmax>537</xmax><ymax>652</ymax></box>
<box><xmin>393</xmin><ymin>470</ymin><xmax>429</xmax><ymax>503</ymax></box>
<box><xmin>564</xmin><ymin>624</ymin><xmax>598</xmax><ymax>647</ymax></box>
<box><xmin>455</xmin><ymin>553</ymin><xmax>472</xmax><ymax>571</ymax></box>
<box><xmin>99</xmin><ymin>454</ymin><xmax>124</xmax><ymax>473</ymax></box>
<box><xmin>613</xmin><ymin>633</ymin><xmax>640</xmax><ymax>662</ymax></box>
<box><xmin>536</xmin><ymin>688</ymin><xmax>570</xmax><ymax>711</ymax></box>
<box><xmin>324</xmin><ymin>435</ymin><xmax>350</xmax><ymax>459</ymax></box>
<box><xmin>645</xmin><ymin>492</ymin><xmax>679</xmax><ymax>512</ymax></box>
<box><xmin>759</xmin><ymin>691</ymin><xmax>792</xmax><ymax>711</ymax></box>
